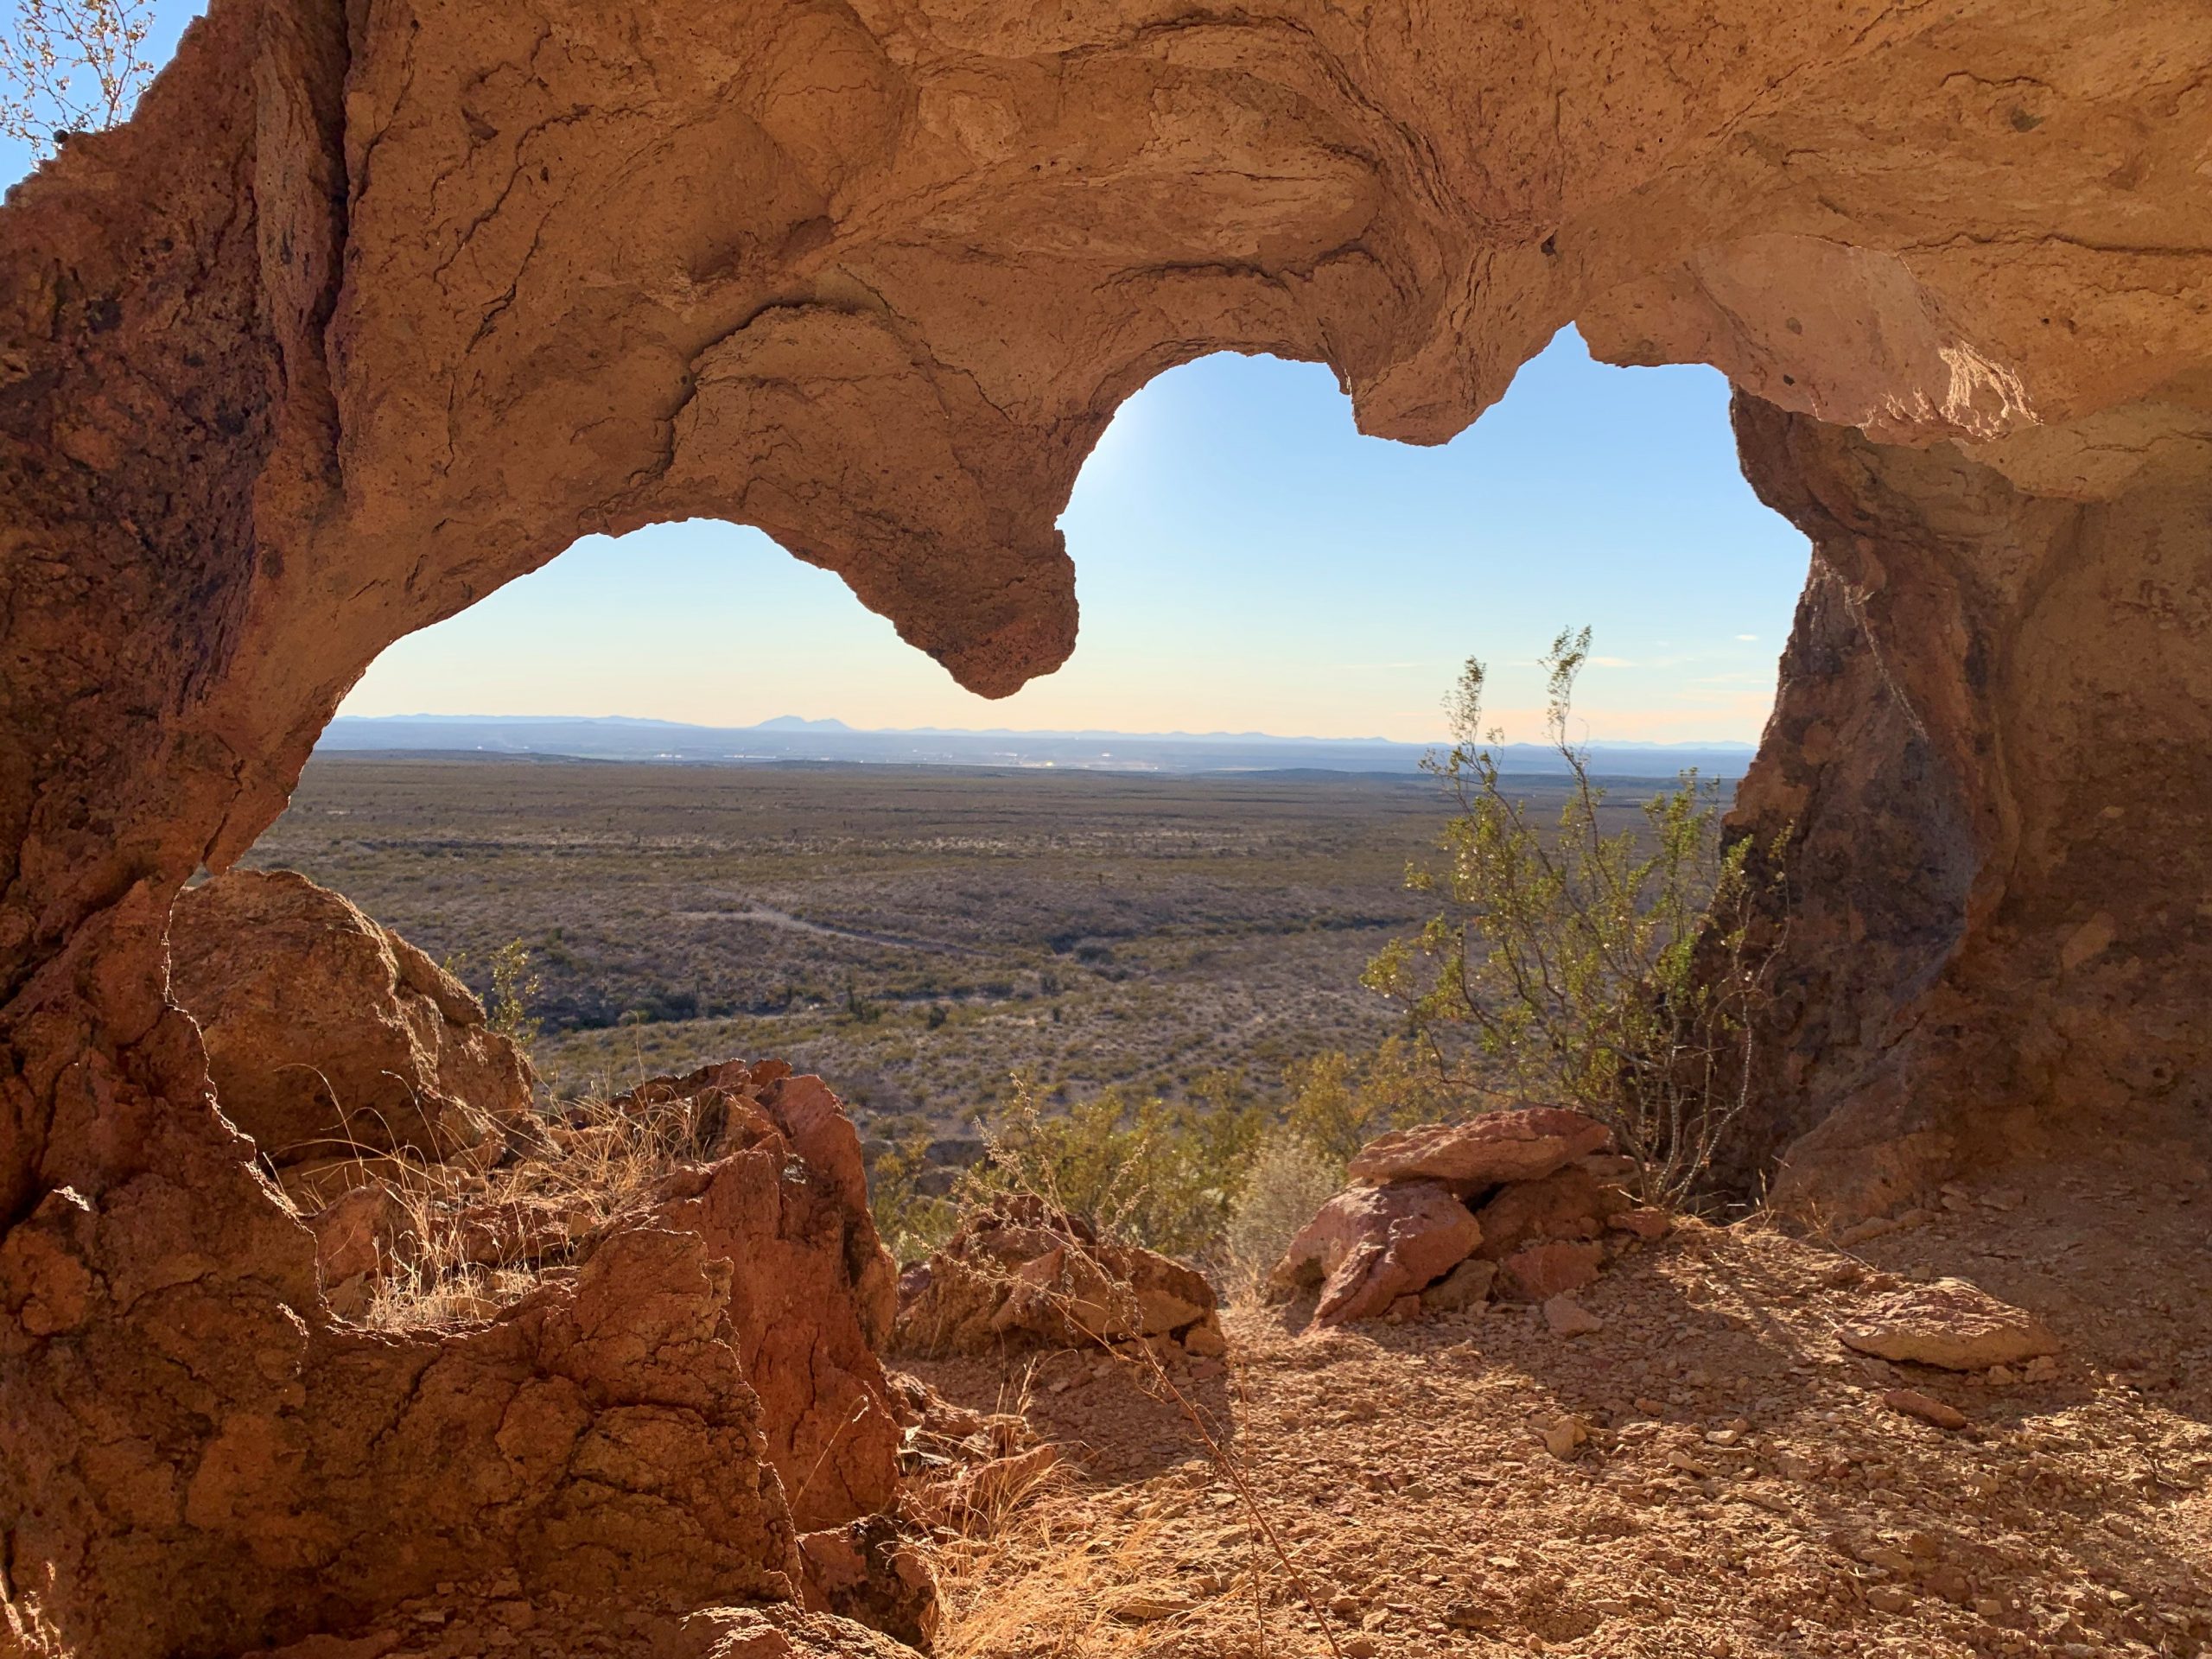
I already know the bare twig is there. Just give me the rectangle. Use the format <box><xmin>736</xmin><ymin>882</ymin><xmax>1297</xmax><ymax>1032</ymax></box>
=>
<box><xmin>0</xmin><ymin>0</ymin><xmax>156</xmax><ymax>159</ymax></box>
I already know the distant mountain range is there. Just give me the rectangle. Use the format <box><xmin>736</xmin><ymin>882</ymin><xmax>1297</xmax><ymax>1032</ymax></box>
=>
<box><xmin>320</xmin><ymin>714</ymin><xmax>1757</xmax><ymax>779</ymax></box>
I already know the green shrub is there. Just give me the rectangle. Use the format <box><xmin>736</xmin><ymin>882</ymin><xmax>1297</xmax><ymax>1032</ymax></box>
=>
<box><xmin>865</xmin><ymin>1124</ymin><xmax>961</xmax><ymax>1266</ymax></box>
<box><xmin>1278</xmin><ymin>1035</ymin><xmax>1452</xmax><ymax>1166</ymax></box>
<box><xmin>960</xmin><ymin>1071</ymin><xmax>1263</xmax><ymax>1262</ymax></box>
<box><xmin>1363</xmin><ymin>628</ymin><xmax>1787</xmax><ymax>1205</ymax></box>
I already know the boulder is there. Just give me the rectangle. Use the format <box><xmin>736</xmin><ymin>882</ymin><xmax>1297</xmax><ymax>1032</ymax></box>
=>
<box><xmin>619</xmin><ymin>1064</ymin><xmax>904</xmax><ymax>1532</ymax></box>
<box><xmin>1346</xmin><ymin>1109</ymin><xmax>1615</xmax><ymax>1195</ymax></box>
<box><xmin>1838</xmin><ymin>1278</ymin><xmax>2061</xmax><ymax>1371</ymax></box>
<box><xmin>304</xmin><ymin>1058</ymin><xmax>909</xmax><ymax>1543</ymax></box>
<box><xmin>1498</xmin><ymin>1239</ymin><xmax>1606</xmax><ymax>1302</ymax></box>
<box><xmin>891</xmin><ymin>1196</ymin><xmax>1223</xmax><ymax>1359</ymax></box>
<box><xmin>1271</xmin><ymin>1180</ymin><xmax>1481</xmax><ymax>1325</ymax></box>
<box><xmin>169</xmin><ymin>870</ymin><xmax>533</xmax><ymax>1166</ymax></box>
<box><xmin>1471</xmin><ymin>1163</ymin><xmax>1629</xmax><ymax>1260</ymax></box>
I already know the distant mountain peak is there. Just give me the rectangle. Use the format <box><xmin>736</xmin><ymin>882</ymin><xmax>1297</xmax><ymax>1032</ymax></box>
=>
<box><xmin>753</xmin><ymin>715</ymin><xmax>853</xmax><ymax>731</ymax></box>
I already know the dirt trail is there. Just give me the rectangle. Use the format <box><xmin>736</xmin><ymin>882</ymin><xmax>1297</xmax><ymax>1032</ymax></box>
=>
<box><xmin>675</xmin><ymin>902</ymin><xmax>991</xmax><ymax>957</ymax></box>
<box><xmin>912</xmin><ymin>1127</ymin><xmax>2212</xmax><ymax>1657</ymax></box>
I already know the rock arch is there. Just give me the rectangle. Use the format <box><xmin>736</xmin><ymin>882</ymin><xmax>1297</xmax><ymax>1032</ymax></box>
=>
<box><xmin>3</xmin><ymin>0</ymin><xmax>2207</xmax><ymax>1649</ymax></box>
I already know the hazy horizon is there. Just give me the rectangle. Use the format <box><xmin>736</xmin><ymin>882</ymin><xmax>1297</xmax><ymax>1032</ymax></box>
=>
<box><xmin>327</xmin><ymin>709</ymin><xmax>1758</xmax><ymax>747</ymax></box>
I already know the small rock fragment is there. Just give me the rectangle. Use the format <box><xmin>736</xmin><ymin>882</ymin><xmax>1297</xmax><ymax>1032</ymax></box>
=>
<box><xmin>1502</xmin><ymin>1239</ymin><xmax>1604</xmax><ymax>1301</ymax></box>
<box><xmin>1181</xmin><ymin>1320</ymin><xmax>1226</xmax><ymax>1358</ymax></box>
<box><xmin>1542</xmin><ymin>1293</ymin><xmax>1604</xmax><ymax>1336</ymax></box>
<box><xmin>1836</xmin><ymin>1216</ymin><xmax>1896</xmax><ymax>1247</ymax></box>
<box><xmin>1542</xmin><ymin>1414</ymin><xmax>1591</xmax><ymax>1458</ymax></box>
<box><xmin>1884</xmin><ymin>1389</ymin><xmax>1969</xmax><ymax>1430</ymax></box>
<box><xmin>1107</xmin><ymin>1589</ymin><xmax>1196</xmax><ymax>1624</ymax></box>
<box><xmin>1422</xmin><ymin>1256</ymin><xmax>1497</xmax><ymax>1314</ymax></box>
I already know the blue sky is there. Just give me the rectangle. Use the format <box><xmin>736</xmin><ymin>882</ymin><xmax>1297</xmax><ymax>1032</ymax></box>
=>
<box><xmin>344</xmin><ymin>342</ymin><xmax>1807</xmax><ymax>742</ymax></box>
<box><xmin>6</xmin><ymin>6</ymin><xmax>1809</xmax><ymax>744</ymax></box>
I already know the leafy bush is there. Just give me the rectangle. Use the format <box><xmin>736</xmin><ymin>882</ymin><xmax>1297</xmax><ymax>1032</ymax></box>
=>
<box><xmin>1277</xmin><ymin>1035</ymin><xmax>1452</xmax><ymax>1166</ymax></box>
<box><xmin>865</xmin><ymin>1123</ymin><xmax>963</xmax><ymax>1266</ymax></box>
<box><xmin>955</xmin><ymin>1071</ymin><xmax>1263</xmax><ymax>1263</ymax></box>
<box><xmin>1363</xmin><ymin>628</ymin><xmax>1786</xmax><ymax>1205</ymax></box>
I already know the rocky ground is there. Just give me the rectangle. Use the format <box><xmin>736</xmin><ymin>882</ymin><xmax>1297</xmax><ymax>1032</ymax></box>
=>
<box><xmin>910</xmin><ymin>1124</ymin><xmax>2212</xmax><ymax>1658</ymax></box>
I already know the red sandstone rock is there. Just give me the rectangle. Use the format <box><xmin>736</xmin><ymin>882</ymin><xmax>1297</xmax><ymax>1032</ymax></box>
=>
<box><xmin>1471</xmin><ymin>1164</ymin><xmax>1629</xmax><ymax>1260</ymax></box>
<box><xmin>1272</xmin><ymin>1181</ymin><xmax>1482</xmax><ymax>1326</ymax></box>
<box><xmin>169</xmin><ymin>871</ymin><xmax>533</xmax><ymax>1166</ymax></box>
<box><xmin>1499</xmin><ymin>1240</ymin><xmax>1607</xmax><ymax>1302</ymax></box>
<box><xmin>892</xmin><ymin>1196</ymin><xmax>1222</xmax><ymax>1359</ymax></box>
<box><xmin>1347</xmin><ymin>1110</ymin><xmax>1616</xmax><ymax>1195</ymax></box>
<box><xmin>1839</xmin><ymin>1278</ymin><xmax>2061</xmax><ymax>1371</ymax></box>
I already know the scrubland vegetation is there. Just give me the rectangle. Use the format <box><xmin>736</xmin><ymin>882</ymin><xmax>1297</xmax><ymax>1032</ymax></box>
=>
<box><xmin>247</xmin><ymin>758</ymin><xmax>1457</xmax><ymax>1119</ymax></box>
<box><xmin>255</xmin><ymin>668</ymin><xmax>1758</xmax><ymax>1274</ymax></box>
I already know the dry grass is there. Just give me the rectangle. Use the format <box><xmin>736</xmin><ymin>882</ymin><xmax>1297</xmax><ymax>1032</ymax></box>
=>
<box><xmin>334</xmin><ymin>1087</ymin><xmax>734</xmax><ymax>1330</ymax></box>
<box><xmin>915</xmin><ymin>1192</ymin><xmax>1345</xmax><ymax>1658</ymax></box>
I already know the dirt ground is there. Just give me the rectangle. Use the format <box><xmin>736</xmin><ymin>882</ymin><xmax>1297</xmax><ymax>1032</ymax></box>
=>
<box><xmin>909</xmin><ymin>1124</ymin><xmax>2212</xmax><ymax>1658</ymax></box>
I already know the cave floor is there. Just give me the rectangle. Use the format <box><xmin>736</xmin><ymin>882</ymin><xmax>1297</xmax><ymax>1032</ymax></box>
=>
<box><xmin>915</xmin><ymin>1130</ymin><xmax>2212</xmax><ymax>1658</ymax></box>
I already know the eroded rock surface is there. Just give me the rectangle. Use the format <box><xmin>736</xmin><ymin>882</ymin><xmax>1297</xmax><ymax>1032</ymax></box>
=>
<box><xmin>634</xmin><ymin>1064</ymin><xmax>904</xmax><ymax>1532</ymax></box>
<box><xmin>1272</xmin><ymin>1179</ymin><xmax>1483</xmax><ymax>1325</ymax></box>
<box><xmin>4</xmin><ymin>0</ymin><xmax>2211</xmax><ymax>1649</ymax></box>
<box><xmin>891</xmin><ymin>1196</ymin><xmax>1224</xmax><ymax>1360</ymax></box>
<box><xmin>169</xmin><ymin>869</ymin><xmax>534</xmax><ymax>1167</ymax></box>
<box><xmin>1839</xmin><ymin>1278</ymin><xmax>2062</xmax><ymax>1371</ymax></box>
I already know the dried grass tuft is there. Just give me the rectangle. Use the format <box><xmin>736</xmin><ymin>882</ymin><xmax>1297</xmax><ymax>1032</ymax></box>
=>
<box><xmin>334</xmin><ymin>1087</ymin><xmax>734</xmax><ymax>1330</ymax></box>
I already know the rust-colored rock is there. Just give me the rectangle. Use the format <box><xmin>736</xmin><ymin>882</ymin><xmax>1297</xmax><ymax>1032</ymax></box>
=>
<box><xmin>169</xmin><ymin>870</ymin><xmax>533</xmax><ymax>1166</ymax></box>
<box><xmin>1499</xmin><ymin>1240</ymin><xmax>1607</xmax><ymax>1303</ymax></box>
<box><xmin>640</xmin><ymin>1065</ymin><xmax>903</xmax><ymax>1532</ymax></box>
<box><xmin>1348</xmin><ymin>1111</ymin><xmax>1617</xmax><ymax>1196</ymax></box>
<box><xmin>1271</xmin><ymin>1180</ymin><xmax>1482</xmax><ymax>1326</ymax></box>
<box><xmin>891</xmin><ymin>1196</ymin><xmax>1222</xmax><ymax>1359</ymax></box>
<box><xmin>1839</xmin><ymin>1278</ymin><xmax>2062</xmax><ymax>1371</ymax></box>
<box><xmin>1471</xmin><ymin>1164</ymin><xmax>1630</xmax><ymax>1261</ymax></box>
<box><xmin>798</xmin><ymin>1516</ymin><xmax>940</xmax><ymax>1651</ymax></box>
<box><xmin>254</xmin><ymin>1600</ymin><xmax>923</xmax><ymax>1659</ymax></box>
<box><xmin>6</xmin><ymin>0</ymin><xmax>2212</xmax><ymax>1649</ymax></box>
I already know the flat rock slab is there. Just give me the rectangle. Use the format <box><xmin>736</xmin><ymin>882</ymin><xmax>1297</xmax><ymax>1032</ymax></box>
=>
<box><xmin>1347</xmin><ymin>1109</ymin><xmax>1615</xmax><ymax>1194</ymax></box>
<box><xmin>1838</xmin><ymin>1277</ymin><xmax>2060</xmax><ymax>1370</ymax></box>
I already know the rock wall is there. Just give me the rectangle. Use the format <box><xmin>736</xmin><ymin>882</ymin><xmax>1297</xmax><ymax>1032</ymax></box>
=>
<box><xmin>1727</xmin><ymin>393</ymin><xmax>2212</xmax><ymax>1214</ymax></box>
<box><xmin>3</xmin><ymin>0</ymin><xmax>2209</xmax><ymax>1649</ymax></box>
<box><xmin>169</xmin><ymin>869</ymin><xmax>535</xmax><ymax>1168</ymax></box>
